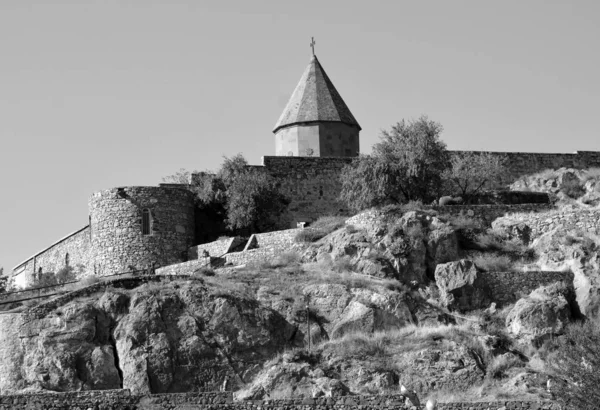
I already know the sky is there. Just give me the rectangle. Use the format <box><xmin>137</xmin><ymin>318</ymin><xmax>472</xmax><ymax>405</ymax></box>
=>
<box><xmin>0</xmin><ymin>0</ymin><xmax>599</xmax><ymax>272</ymax></box>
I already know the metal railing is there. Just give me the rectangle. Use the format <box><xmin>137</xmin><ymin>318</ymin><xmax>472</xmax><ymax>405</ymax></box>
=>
<box><xmin>0</xmin><ymin>268</ymin><xmax>148</xmax><ymax>308</ymax></box>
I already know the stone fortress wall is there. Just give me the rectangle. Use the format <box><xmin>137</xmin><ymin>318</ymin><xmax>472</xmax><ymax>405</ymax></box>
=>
<box><xmin>89</xmin><ymin>186</ymin><xmax>196</xmax><ymax>276</ymax></box>
<box><xmin>0</xmin><ymin>389</ymin><xmax>560</xmax><ymax>410</ymax></box>
<box><xmin>11</xmin><ymin>185</ymin><xmax>196</xmax><ymax>284</ymax></box>
<box><xmin>10</xmin><ymin>149</ymin><xmax>600</xmax><ymax>282</ymax></box>
<box><xmin>261</xmin><ymin>156</ymin><xmax>353</xmax><ymax>227</ymax></box>
<box><xmin>482</xmin><ymin>270</ymin><xmax>574</xmax><ymax>307</ymax></box>
<box><xmin>260</xmin><ymin>150</ymin><xmax>600</xmax><ymax>227</ymax></box>
<box><xmin>493</xmin><ymin>208</ymin><xmax>600</xmax><ymax>241</ymax></box>
<box><xmin>11</xmin><ymin>225</ymin><xmax>92</xmax><ymax>288</ymax></box>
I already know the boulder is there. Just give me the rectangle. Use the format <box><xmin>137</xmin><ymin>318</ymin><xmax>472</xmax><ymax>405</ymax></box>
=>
<box><xmin>533</xmin><ymin>229</ymin><xmax>599</xmax><ymax>320</ymax></box>
<box><xmin>505</xmin><ymin>282</ymin><xmax>574</xmax><ymax>345</ymax></box>
<box><xmin>302</xmin><ymin>209</ymin><xmax>459</xmax><ymax>284</ymax></box>
<box><xmin>434</xmin><ymin>259</ymin><xmax>491</xmax><ymax>311</ymax></box>
<box><xmin>491</xmin><ymin>219</ymin><xmax>532</xmax><ymax>245</ymax></box>
<box><xmin>330</xmin><ymin>301</ymin><xmax>406</xmax><ymax>339</ymax></box>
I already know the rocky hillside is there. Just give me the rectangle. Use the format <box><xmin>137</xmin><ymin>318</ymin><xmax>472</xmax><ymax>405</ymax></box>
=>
<box><xmin>2</xmin><ymin>202</ymin><xmax>597</xmax><ymax>403</ymax></box>
<box><xmin>511</xmin><ymin>167</ymin><xmax>600</xmax><ymax>206</ymax></box>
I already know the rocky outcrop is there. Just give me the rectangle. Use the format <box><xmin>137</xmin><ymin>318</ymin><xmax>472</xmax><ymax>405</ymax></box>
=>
<box><xmin>434</xmin><ymin>260</ymin><xmax>491</xmax><ymax>311</ymax></box>
<box><xmin>303</xmin><ymin>210</ymin><xmax>459</xmax><ymax>283</ymax></box>
<box><xmin>3</xmin><ymin>280</ymin><xmax>297</xmax><ymax>394</ymax></box>
<box><xmin>236</xmin><ymin>351</ymin><xmax>349</xmax><ymax>400</ymax></box>
<box><xmin>505</xmin><ymin>282</ymin><xmax>574</xmax><ymax>345</ymax></box>
<box><xmin>510</xmin><ymin>167</ymin><xmax>600</xmax><ymax>205</ymax></box>
<box><xmin>532</xmin><ymin>229</ymin><xmax>599</xmax><ymax>320</ymax></box>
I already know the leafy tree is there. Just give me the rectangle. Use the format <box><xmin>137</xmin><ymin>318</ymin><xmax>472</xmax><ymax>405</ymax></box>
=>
<box><xmin>442</xmin><ymin>152</ymin><xmax>507</xmax><ymax>202</ymax></box>
<box><xmin>340</xmin><ymin>116</ymin><xmax>449</xmax><ymax>210</ymax></box>
<box><xmin>546</xmin><ymin>321</ymin><xmax>600</xmax><ymax>409</ymax></box>
<box><xmin>0</xmin><ymin>267</ymin><xmax>7</xmax><ymax>293</ymax></box>
<box><xmin>226</xmin><ymin>171</ymin><xmax>288</xmax><ymax>232</ymax></box>
<box><xmin>164</xmin><ymin>154</ymin><xmax>288</xmax><ymax>233</ymax></box>
<box><xmin>162</xmin><ymin>168</ymin><xmax>193</xmax><ymax>185</ymax></box>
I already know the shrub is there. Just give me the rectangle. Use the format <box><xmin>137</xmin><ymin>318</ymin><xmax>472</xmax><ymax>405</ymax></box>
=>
<box><xmin>195</xmin><ymin>266</ymin><xmax>215</xmax><ymax>276</ymax></box>
<box><xmin>560</xmin><ymin>178</ymin><xmax>586</xmax><ymax>199</ymax></box>
<box><xmin>310</xmin><ymin>216</ymin><xmax>347</xmax><ymax>232</ymax></box>
<box><xmin>345</xmin><ymin>224</ymin><xmax>358</xmax><ymax>234</ymax></box>
<box><xmin>487</xmin><ymin>354</ymin><xmax>523</xmax><ymax>379</ymax></box>
<box><xmin>294</xmin><ymin>229</ymin><xmax>328</xmax><ymax>243</ymax></box>
<box><xmin>256</xmin><ymin>251</ymin><xmax>300</xmax><ymax>269</ymax></box>
<box><xmin>473</xmin><ymin>254</ymin><xmax>512</xmax><ymax>272</ymax></box>
<box><xmin>331</xmin><ymin>256</ymin><xmax>354</xmax><ymax>273</ymax></box>
<box><xmin>294</xmin><ymin>216</ymin><xmax>347</xmax><ymax>243</ymax></box>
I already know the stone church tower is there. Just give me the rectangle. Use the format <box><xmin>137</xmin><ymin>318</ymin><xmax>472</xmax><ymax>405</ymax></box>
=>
<box><xmin>273</xmin><ymin>51</ymin><xmax>361</xmax><ymax>157</ymax></box>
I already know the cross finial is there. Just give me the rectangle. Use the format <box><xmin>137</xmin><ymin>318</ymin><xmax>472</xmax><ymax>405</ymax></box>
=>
<box><xmin>310</xmin><ymin>37</ymin><xmax>316</xmax><ymax>56</ymax></box>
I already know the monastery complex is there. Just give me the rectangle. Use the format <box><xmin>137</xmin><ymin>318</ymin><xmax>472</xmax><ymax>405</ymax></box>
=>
<box><xmin>10</xmin><ymin>50</ymin><xmax>600</xmax><ymax>287</ymax></box>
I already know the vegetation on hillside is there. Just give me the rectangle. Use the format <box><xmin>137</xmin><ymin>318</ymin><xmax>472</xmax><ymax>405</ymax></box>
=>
<box><xmin>442</xmin><ymin>151</ymin><xmax>507</xmax><ymax>202</ymax></box>
<box><xmin>0</xmin><ymin>267</ymin><xmax>7</xmax><ymax>293</ymax></box>
<box><xmin>339</xmin><ymin>116</ymin><xmax>508</xmax><ymax>211</ymax></box>
<box><xmin>340</xmin><ymin>116</ymin><xmax>449</xmax><ymax>210</ymax></box>
<box><xmin>164</xmin><ymin>154</ymin><xmax>289</xmax><ymax>233</ymax></box>
<box><xmin>545</xmin><ymin>321</ymin><xmax>600</xmax><ymax>410</ymax></box>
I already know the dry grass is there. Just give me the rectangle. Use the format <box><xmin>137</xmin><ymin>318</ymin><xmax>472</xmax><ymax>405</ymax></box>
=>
<box><xmin>473</xmin><ymin>253</ymin><xmax>513</xmax><ymax>272</ymax></box>
<box><xmin>444</xmin><ymin>214</ymin><xmax>483</xmax><ymax>231</ymax></box>
<box><xmin>203</xmin><ymin>256</ymin><xmax>406</xmax><ymax>304</ymax></box>
<box><xmin>294</xmin><ymin>216</ymin><xmax>347</xmax><ymax>243</ymax></box>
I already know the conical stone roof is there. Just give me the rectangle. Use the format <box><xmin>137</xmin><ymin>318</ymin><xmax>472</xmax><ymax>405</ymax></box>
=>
<box><xmin>273</xmin><ymin>55</ymin><xmax>361</xmax><ymax>133</ymax></box>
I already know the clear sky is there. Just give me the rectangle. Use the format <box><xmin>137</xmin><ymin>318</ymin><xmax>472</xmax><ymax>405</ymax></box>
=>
<box><xmin>0</xmin><ymin>0</ymin><xmax>598</xmax><ymax>272</ymax></box>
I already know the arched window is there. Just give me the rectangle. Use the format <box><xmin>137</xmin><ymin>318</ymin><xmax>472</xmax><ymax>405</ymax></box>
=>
<box><xmin>142</xmin><ymin>209</ymin><xmax>151</xmax><ymax>235</ymax></box>
<box><xmin>65</xmin><ymin>253</ymin><xmax>70</xmax><ymax>266</ymax></box>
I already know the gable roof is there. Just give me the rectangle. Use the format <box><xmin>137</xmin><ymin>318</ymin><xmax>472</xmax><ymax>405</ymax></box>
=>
<box><xmin>273</xmin><ymin>55</ymin><xmax>361</xmax><ymax>133</ymax></box>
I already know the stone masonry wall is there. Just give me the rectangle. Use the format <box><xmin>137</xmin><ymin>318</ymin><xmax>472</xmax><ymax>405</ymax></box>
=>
<box><xmin>244</xmin><ymin>228</ymin><xmax>301</xmax><ymax>251</ymax></box>
<box><xmin>261</xmin><ymin>150</ymin><xmax>600</xmax><ymax>228</ymax></box>
<box><xmin>262</xmin><ymin>156</ymin><xmax>353</xmax><ymax>227</ymax></box>
<box><xmin>481</xmin><ymin>270</ymin><xmax>574</xmax><ymax>307</ymax></box>
<box><xmin>156</xmin><ymin>259</ymin><xmax>211</xmax><ymax>276</ymax></box>
<box><xmin>11</xmin><ymin>226</ymin><xmax>92</xmax><ymax>288</ymax></box>
<box><xmin>0</xmin><ymin>389</ymin><xmax>560</xmax><ymax>410</ymax></box>
<box><xmin>189</xmin><ymin>237</ymin><xmax>246</xmax><ymax>259</ymax></box>
<box><xmin>345</xmin><ymin>204</ymin><xmax>554</xmax><ymax>231</ymax></box>
<box><xmin>494</xmin><ymin>208</ymin><xmax>600</xmax><ymax>240</ymax></box>
<box><xmin>451</xmin><ymin>150</ymin><xmax>600</xmax><ymax>187</ymax></box>
<box><xmin>89</xmin><ymin>186</ymin><xmax>195</xmax><ymax>276</ymax></box>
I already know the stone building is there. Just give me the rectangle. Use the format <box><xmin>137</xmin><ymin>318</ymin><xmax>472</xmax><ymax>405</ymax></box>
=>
<box><xmin>10</xmin><ymin>49</ymin><xmax>600</xmax><ymax>287</ymax></box>
<box><xmin>273</xmin><ymin>53</ymin><xmax>361</xmax><ymax>157</ymax></box>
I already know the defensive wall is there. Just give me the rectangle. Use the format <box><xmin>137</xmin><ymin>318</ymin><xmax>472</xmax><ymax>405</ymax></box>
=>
<box><xmin>11</xmin><ymin>225</ymin><xmax>92</xmax><ymax>288</ymax></box>
<box><xmin>259</xmin><ymin>150</ymin><xmax>600</xmax><ymax>227</ymax></box>
<box><xmin>345</xmin><ymin>204</ymin><xmax>556</xmax><ymax>230</ymax></box>
<box><xmin>492</xmin><ymin>207</ymin><xmax>600</xmax><ymax>240</ymax></box>
<box><xmin>481</xmin><ymin>270</ymin><xmax>574</xmax><ymax>307</ymax></box>
<box><xmin>188</xmin><ymin>236</ymin><xmax>246</xmax><ymax>259</ymax></box>
<box><xmin>89</xmin><ymin>186</ymin><xmax>196</xmax><ymax>275</ymax></box>
<box><xmin>0</xmin><ymin>389</ymin><xmax>560</xmax><ymax>410</ymax></box>
<box><xmin>261</xmin><ymin>156</ymin><xmax>353</xmax><ymax>227</ymax></box>
<box><xmin>452</xmin><ymin>150</ymin><xmax>600</xmax><ymax>186</ymax></box>
<box><xmin>11</xmin><ymin>149</ymin><xmax>600</xmax><ymax>283</ymax></box>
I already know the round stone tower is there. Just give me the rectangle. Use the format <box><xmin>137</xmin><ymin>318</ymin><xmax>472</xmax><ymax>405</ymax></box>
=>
<box><xmin>273</xmin><ymin>54</ymin><xmax>361</xmax><ymax>157</ymax></box>
<box><xmin>88</xmin><ymin>186</ymin><xmax>195</xmax><ymax>275</ymax></box>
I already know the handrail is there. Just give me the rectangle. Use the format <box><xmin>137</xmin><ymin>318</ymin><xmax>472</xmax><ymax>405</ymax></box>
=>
<box><xmin>0</xmin><ymin>268</ymin><xmax>149</xmax><ymax>307</ymax></box>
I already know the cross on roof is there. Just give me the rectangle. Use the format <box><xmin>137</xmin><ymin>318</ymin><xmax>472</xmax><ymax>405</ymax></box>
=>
<box><xmin>310</xmin><ymin>37</ymin><xmax>316</xmax><ymax>56</ymax></box>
